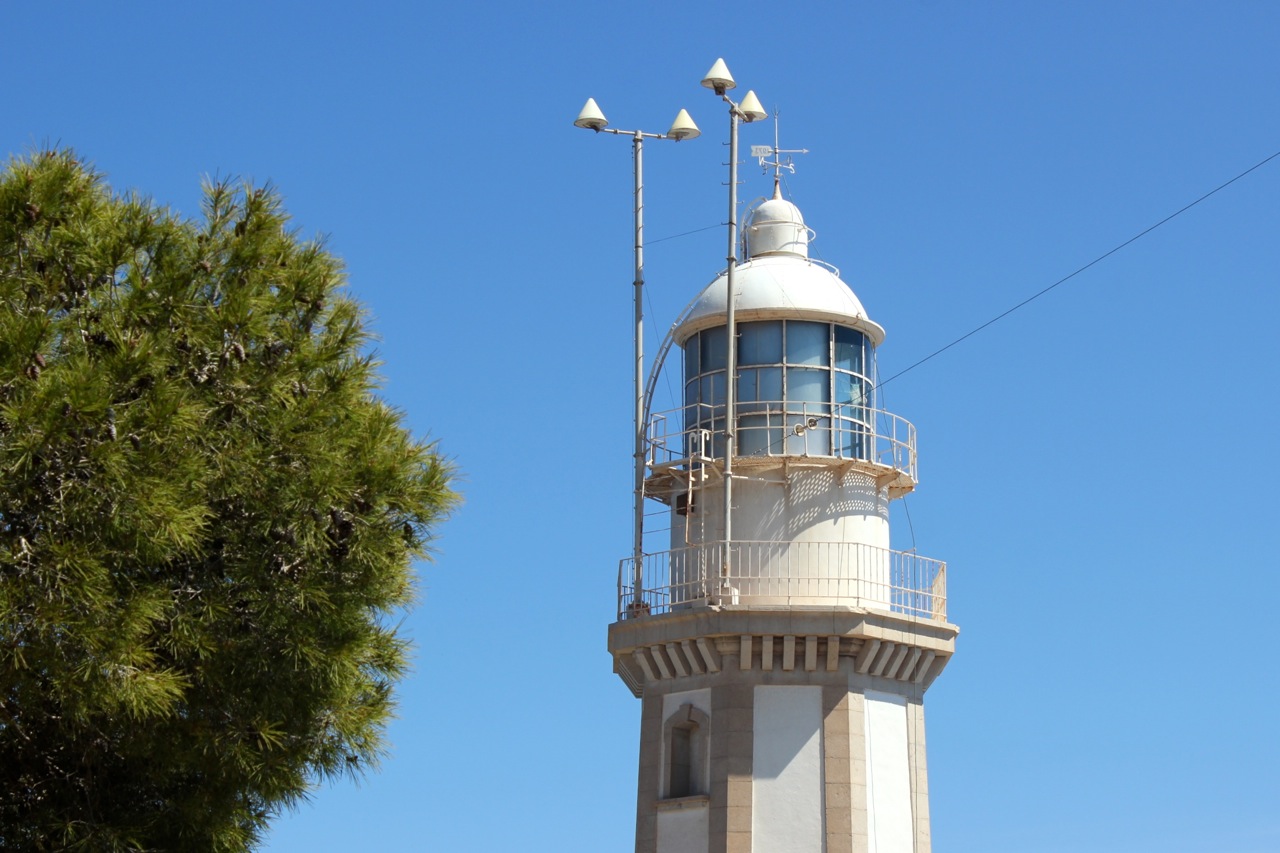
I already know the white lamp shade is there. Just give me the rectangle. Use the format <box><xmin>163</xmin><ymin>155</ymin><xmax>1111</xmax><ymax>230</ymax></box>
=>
<box><xmin>667</xmin><ymin>109</ymin><xmax>701</xmax><ymax>141</ymax></box>
<box><xmin>701</xmin><ymin>58</ymin><xmax>736</xmax><ymax>93</ymax></box>
<box><xmin>574</xmin><ymin>98</ymin><xmax>608</xmax><ymax>131</ymax></box>
<box><xmin>739</xmin><ymin>90</ymin><xmax>767</xmax><ymax>123</ymax></box>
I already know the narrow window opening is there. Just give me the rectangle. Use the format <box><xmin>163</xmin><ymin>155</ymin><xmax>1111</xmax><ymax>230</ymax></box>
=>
<box><xmin>675</xmin><ymin>492</ymin><xmax>698</xmax><ymax>517</ymax></box>
<box><xmin>668</xmin><ymin>725</ymin><xmax>694</xmax><ymax>798</ymax></box>
<box><xmin>661</xmin><ymin>704</ymin><xmax>711</xmax><ymax>801</ymax></box>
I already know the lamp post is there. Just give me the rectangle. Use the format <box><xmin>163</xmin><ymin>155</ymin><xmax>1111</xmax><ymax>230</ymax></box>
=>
<box><xmin>575</xmin><ymin>98</ymin><xmax>700</xmax><ymax>604</ymax></box>
<box><xmin>700</xmin><ymin>58</ymin><xmax>767</xmax><ymax>579</ymax></box>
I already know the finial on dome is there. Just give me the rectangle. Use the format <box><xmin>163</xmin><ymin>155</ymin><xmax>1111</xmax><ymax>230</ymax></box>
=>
<box><xmin>751</xmin><ymin>110</ymin><xmax>809</xmax><ymax>191</ymax></box>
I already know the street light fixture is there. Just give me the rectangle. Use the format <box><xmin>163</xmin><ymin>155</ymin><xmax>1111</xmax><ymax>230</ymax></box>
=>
<box><xmin>574</xmin><ymin>97</ymin><xmax>700</xmax><ymax>599</ymax></box>
<box><xmin>701</xmin><ymin>58</ymin><xmax>767</xmax><ymax>578</ymax></box>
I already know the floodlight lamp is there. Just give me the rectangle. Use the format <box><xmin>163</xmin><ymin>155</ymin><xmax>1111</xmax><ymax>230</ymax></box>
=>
<box><xmin>739</xmin><ymin>90</ymin><xmax>767</xmax><ymax>123</ymax></box>
<box><xmin>667</xmin><ymin>109</ymin><xmax>700</xmax><ymax>141</ymax></box>
<box><xmin>701</xmin><ymin>58</ymin><xmax>736</xmax><ymax>96</ymax></box>
<box><xmin>574</xmin><ymin>98</ymin><xmax>609</xmax><ymax>132</ymax></box>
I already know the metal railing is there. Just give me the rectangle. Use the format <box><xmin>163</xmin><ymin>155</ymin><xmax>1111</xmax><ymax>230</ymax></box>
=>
<box><xmin>618</xmin><ymin>540</ymin><xmax>947</xmax><ymax>621</ymax></box>
<box><xmin>646</xmin><ymin>402</ymin><xmax>916</xmax><ymax>480</ymax></box>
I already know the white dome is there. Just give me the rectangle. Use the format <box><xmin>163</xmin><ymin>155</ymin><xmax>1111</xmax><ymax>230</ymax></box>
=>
<box><xmin>676</xmin><ymin>197</ymin><xmax>883</xmax><ymax>345</ymax></box>
<box><xmin>744</xmin><ymin>197</ymin><xmax>810</xmax><ymax>258</ymax></box>
<box><xmin>674</xmin><ymin>257</ymin><xmax>884</xmax><ymax>346</ymax></box>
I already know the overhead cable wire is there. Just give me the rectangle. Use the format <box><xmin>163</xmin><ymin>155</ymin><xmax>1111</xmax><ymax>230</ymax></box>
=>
<box><xmin>879</xmin><ymin>146</ymin><xmax>1280</xmax><ymax>388</ymax></box>
<box><xmin>649</xmin><ymin>222</ymin><xmax>723</xmax><ymax>246</ymax></box>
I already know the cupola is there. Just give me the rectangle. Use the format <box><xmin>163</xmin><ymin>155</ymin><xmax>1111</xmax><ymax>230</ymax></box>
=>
<box><xmin>744</xmin><ymin>189</ymin><xmax>810</xmax><ymax>258</ymax></box>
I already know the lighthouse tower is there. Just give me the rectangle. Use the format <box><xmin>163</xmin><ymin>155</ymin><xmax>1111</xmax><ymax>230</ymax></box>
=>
<box><xmin>608</xmin><ymin>183</ymin><xmax>958</xmax><ymax>853</ymax></box>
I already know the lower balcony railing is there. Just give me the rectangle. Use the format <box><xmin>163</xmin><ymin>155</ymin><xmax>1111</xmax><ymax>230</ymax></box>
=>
<box><xmin>618</xmin><ymin>540</ymin><xmax>947</xmax><ymax>622</ymax></box>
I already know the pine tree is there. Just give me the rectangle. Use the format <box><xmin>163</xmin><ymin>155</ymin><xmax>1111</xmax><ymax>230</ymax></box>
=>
<box><xmin>0</xmin><ymin>150</ymin><xmax>457</xmax><ymax>850</ymax></box>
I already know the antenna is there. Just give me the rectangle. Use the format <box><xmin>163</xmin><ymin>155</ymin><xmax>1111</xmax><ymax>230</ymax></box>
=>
<box><xmin>750</xmin><ymin>110</ymin><xmax>809</xmax><ymax>195</ymax></box>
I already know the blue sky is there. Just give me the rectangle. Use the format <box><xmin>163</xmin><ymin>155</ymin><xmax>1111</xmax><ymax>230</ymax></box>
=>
<box><xmin>5</xmin><ymin>2</ymin><xmax>1279</xmax><ymax>851</ymax></box>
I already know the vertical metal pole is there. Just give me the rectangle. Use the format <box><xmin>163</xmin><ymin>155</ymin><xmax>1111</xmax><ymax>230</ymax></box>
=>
<box><xmin>632</xmin><ymin>132</ymin><xmax>646</xmax><ymax>599</ymax></box>
<box><xmin>722</xmin><ymin>105</ymin><xmax>739</xmax><ymax>578</ymax></box>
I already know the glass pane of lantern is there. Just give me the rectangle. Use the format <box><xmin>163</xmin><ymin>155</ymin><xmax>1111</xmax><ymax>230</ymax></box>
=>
<box><xmin>739</xmin><ymin>321</ymin><xmax>782</xmax><ymax>366</ymax></box>
<box><xmin>835</xmin><ymin>326</ymin><xmax>865</xmax><ymax>375</ymax></box>
<box><xmin>785</xmin><ymin>321</ymin><xmax>829</xmax><ymax>366</ymax></box>
<box><xmin>700</xmin><ymin>325</ymin><xmax>727</xmax><ymax>372</ymax></box>
<box><xmin>737</xmin><ymin>369</ymin><xmax>761</xmax><ymax>413</ymax></box>
<box><xmin>684</xmin><ymin>336</ymin><xmax>700</xmax><ymax>383</ymax></box>
<box><xmin>739</xmin><ymin>414</ymin><xmax>770</xmax><ymax>456</ymax></box>
<box><xmin>701</xmin><ymin>372</ymin><xmax>726</xmax><ymax>410</ymax></box>
<box><xmin>787</xmin><ymin>366</ymin><xmax>830</xmax><ymax>405</ymax></box>
<box><xmin>835</xmin><ymin>373</ymin><xmax>866</xmax><ymax>417</ymax></box>
<box><xmin>758</xmin><ymin>367</ymin><xmax>782</xmax><ymax>405</ymax></box>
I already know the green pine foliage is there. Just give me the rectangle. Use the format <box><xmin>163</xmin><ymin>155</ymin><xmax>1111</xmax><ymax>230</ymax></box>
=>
<box><xmin>0</xmin><ymin>151</ymin><xmax>457</xmax><ymax>850</ymax></box>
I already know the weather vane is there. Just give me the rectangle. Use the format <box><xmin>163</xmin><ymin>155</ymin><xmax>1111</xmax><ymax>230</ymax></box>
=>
<box><xmin>750</xmin><ymin>110</ymin><xmax>809</xmax><ymax>194</ymax></box>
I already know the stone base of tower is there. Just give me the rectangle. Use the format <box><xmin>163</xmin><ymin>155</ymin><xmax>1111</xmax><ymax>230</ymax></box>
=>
<box><xmin>609</xmin><ymin>608</ymin><xmax>956</xmax><ymax>853</ymax></box>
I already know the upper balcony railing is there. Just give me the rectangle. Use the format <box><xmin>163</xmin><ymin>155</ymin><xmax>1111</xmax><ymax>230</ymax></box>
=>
<box><xmin>617</xmin><ymin>540</ymin><xmax>947</xmax><ymax>622</ymax></box>
<box><xmin>646</xmin><ymin>402</ymin><xmax>916</xmax><ymax>480</ymax></box>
